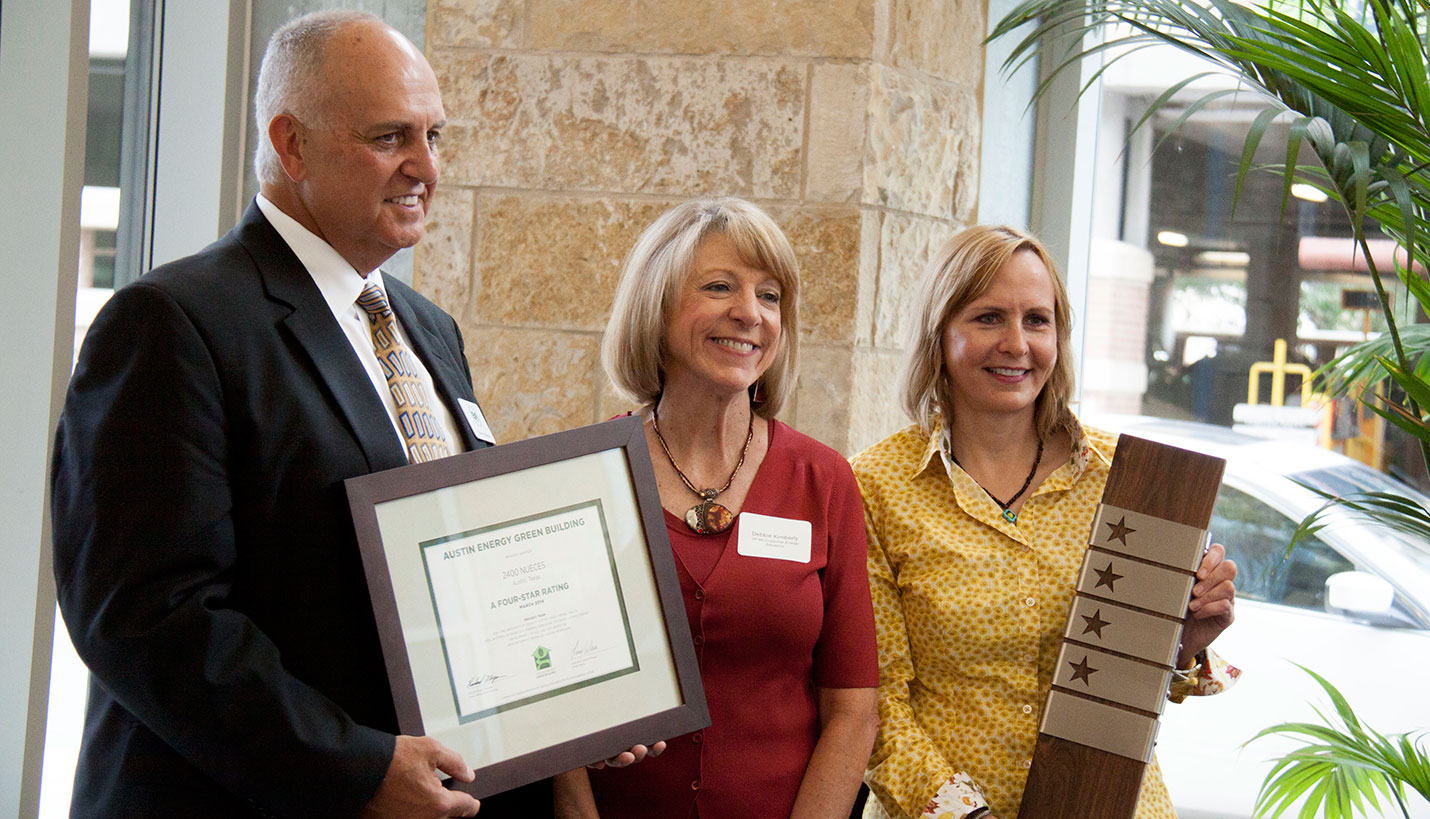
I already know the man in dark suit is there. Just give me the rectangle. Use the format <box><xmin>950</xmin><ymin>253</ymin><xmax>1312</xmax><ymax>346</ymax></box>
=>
<box><xmin>51</xmin><ymin>11</ymin><xmax>544</xmax><ymax>818</ymax></box>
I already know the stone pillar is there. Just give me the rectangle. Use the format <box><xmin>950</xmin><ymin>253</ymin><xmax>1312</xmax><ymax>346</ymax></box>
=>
<box><xmin>415</xmin><ymin>0</ymin><xmax>984</xmax><ymax>454</ymax></box>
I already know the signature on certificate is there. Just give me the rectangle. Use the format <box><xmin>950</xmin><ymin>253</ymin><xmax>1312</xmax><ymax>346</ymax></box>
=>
<box><xmin>466</xmin><ymin>673</ymin><xmax>507</xmax><ymax>690</ymax></box>
<box><xmin>571</xmin><ymin>639</ymin><xmax>602</xmax><ymax>660</ymax></box>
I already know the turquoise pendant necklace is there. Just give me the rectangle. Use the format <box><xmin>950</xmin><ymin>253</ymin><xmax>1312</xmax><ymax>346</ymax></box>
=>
<box><xmin>953</xmin><ymin>438</ymin><xmax>1044</xmax><ymax>524</ymax></box>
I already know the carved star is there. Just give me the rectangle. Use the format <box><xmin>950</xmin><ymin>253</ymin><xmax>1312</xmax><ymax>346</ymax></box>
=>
<box><xmin>1069</xmin><ymin>655</ymin><xmax>1098</xmax><ymax>685</ymax></box>
<box><xmin>1080</xmin><ymin>608</ymin><xmax>1110</xmax><ymax>639</ymax></box>
<box><xmin>1093</xmin><ymin>562</ymin><xmax>1124</xmax><ymax>592</ymax></box>
<box><xmin>1105</xmin><ymin>515</ymin><xmax>1137</xmax><ymax>546</ymax></box>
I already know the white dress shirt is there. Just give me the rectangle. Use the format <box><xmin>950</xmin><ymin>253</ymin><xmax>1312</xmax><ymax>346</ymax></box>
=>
<box><xmin>256</xmin><ymin>194</ymin><xmax>467</xmax><ymax>457</ymax></box>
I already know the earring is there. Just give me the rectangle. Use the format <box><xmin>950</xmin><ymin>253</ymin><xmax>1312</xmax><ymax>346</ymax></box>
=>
<box><xmin>749</xmin><ymin>381</ymin><xmax>767</xmax><ymax>408</ymax></box>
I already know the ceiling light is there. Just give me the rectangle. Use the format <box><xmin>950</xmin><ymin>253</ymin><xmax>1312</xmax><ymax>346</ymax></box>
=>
<box><xmin>1197</xmin><ymin>250</ymin><xmax>1251</xmax><ymax>266</ymax></box>
<box><xmin>1157</xmin><ymin>230</ymin><xmax>1189</xmax><ymax>247</ymax></box>
<box><xmin>1291</xmin><ymin>183</ymin><xmax>1329</xmax><ymax>203</ymax></box>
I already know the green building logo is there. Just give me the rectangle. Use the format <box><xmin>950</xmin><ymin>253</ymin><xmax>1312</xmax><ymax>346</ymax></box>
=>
<box><xmin>533</xmin><ymin>645</ymin><xmax>552</xmax><ymax>670</ymax></box>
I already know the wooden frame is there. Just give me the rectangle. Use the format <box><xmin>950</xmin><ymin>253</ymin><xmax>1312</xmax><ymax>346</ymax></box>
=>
<box><xmin>345</xmin><ymin>415</ymin><xmax>709</xmax><ymax>798</ymax></box>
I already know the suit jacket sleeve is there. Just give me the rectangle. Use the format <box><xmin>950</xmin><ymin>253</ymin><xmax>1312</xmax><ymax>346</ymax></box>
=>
<box><xmin>51</xmin><ymin>280</ymin><xmax>394</xmax><ymax>817</ymax></box>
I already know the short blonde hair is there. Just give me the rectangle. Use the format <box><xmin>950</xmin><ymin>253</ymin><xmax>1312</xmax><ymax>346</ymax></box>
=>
<box><xmin>899</xmin><ymin>224</ymin><xmax>1076</xmax><ymax>440</ymax></box>
<box><xmin>602</xmin><ymin>197</ymin><xmax>800</xmax><ymax>417</ymax></box>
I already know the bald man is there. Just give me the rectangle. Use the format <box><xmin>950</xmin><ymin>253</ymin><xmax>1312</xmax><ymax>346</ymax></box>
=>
<box><xmin>54</xmin><ymin>12</ymin><xmax>583</xmax><ymax>818</ymax></box>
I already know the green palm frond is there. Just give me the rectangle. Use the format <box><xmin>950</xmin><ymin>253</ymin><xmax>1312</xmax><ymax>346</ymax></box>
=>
<box><xmin>1377</xmin><ymin>353</ymin><xmax>1430</xmax><ymax>408</ymax></box>
<box><xmin>1365</xmin><ymin>389</ymin><xmax>1430</xmax><ymax>443</ymax></box>
<box><xmin>1340</xmin><ymin>354</ymin><xmax>1430</xmax><ymax>449</ymax></box>
<box><xmin>1315</xmin><ymin>326</ymin><xmax>1430</xmax><ymax>400</ymax></box>
<box><xmin>1291</xmin><ymin>161</ymin><xmax>1430</xmax><ymax>278</ymax></box>
<box><xmin>1248</xmin><ymin>667</ymin><xmax>1430</xmax><ymax>818</ymax></box>
<box><xmin>1288</xmin><ymin>487</ymin><xmax>1430</xmax><ymax>550</ymax></box>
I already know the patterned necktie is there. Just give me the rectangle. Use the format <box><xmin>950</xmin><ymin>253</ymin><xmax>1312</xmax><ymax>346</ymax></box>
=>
<box><xmin>355</xmin><ymin>282</ymin><xmax>453</xmax><ymax>463</ymax></box>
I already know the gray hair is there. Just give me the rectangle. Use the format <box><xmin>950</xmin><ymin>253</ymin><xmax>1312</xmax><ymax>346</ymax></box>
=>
<box><xmin>252</xmin><ymin>10</ymin><xmax>383</xmax><ymax>186</ymax></box>
<box><xmin>602</xmin><ymin>197</ymin><xmax>801</xmax><ymax>418</ymax></box>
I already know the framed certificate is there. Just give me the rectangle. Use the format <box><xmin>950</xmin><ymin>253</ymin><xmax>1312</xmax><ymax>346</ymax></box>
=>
<box><xmin>345</xmin><ymin>415</ymin><xmax>709</xmax><ymax>798</ymax></box>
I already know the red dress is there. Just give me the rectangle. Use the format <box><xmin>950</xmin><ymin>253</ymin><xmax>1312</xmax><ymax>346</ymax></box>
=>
<box><xmin>588</xmin><ymin>419</ymin><xmax>878</xmax><ymax>818</ymax></box>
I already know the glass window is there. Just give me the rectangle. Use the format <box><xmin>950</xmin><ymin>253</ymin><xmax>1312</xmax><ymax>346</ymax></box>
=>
<box><xmin>1292</xmin><ymin>465</ymin><xmax>1430</xmax><ymax>580</ymax></box>
<box><xmin>73</xmin><ymin>0</ymin><xmax>146</xmax><ymax>351</ymax></box>
<box><xmin>1296</xmin><ymin>463</ymin><xmax>1430</xmax><ymax>501</ymax></box>
<box><xmin>1079</xmin><ymin>46</ymin><xmax>1415</xmax><ymax>443</ymax></box>
<box><xmin>1212</xmin><ymin>485</ymin><xmax>1353</xmax><ymax>611</ymax></box>
<box><xmin>46</xmin><ymin>3</ymin><xmax>146</xmax><ymax>816</ymax></box>
<box><xmin>82</xmin><ymin>53</ymin><xmax>123</xmax><ymax>290</ymax></box>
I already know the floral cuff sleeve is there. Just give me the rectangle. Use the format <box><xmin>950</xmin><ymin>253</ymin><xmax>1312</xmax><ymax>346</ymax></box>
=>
<box><xmin>1168</xmin><ymin>648</ymin><xmax>1241</xmax><ymax>703</ymax></box>
<box><xmin>922</xmin><ymin>773</ymin><xmax>990</xmax><ymax>818</ymax></box>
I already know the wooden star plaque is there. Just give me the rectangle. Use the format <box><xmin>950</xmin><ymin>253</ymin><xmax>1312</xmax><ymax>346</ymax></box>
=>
<box><xmin>1018</xmin><ymin>434</ymin><xmax>1225</xmax><ymax>819</ymax></box>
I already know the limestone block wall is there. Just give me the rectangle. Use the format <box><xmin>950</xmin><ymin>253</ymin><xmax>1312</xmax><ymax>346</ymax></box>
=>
<box><xmin>414</xmin><ymin>0</ymin><xmax>985</xmax><ymax>454</ymax></box>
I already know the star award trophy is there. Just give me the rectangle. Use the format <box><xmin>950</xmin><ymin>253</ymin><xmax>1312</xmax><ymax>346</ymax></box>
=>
<box><xmin>1019</xmin><ymin>435</ymin><xmax>1225</xmax><ymax>819</ymax></box>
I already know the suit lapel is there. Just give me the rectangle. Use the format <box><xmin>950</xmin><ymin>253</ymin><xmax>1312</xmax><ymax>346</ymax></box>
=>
<box><xmin>384</xmin><ymin>284</ymin><xmax>487</xmax><ymax>451</ymax></box>
<box><xmin>231</xmin><ymin>204</ymin><xmax>409</xmax><ymax>472</ymax></box>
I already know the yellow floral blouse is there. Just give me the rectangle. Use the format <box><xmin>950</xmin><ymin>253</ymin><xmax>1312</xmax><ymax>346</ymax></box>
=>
<box><xmin>850</xmin><ymin>420</ymin><xmax>1239</xmax><ymax>819</ymax></box>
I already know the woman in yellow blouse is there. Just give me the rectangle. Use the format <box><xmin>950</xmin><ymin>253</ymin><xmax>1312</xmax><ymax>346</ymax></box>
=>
<box><xmin>850</xmin><ymin>225</ymin><xmax>1240</xmax><ymax>819</ymax></box>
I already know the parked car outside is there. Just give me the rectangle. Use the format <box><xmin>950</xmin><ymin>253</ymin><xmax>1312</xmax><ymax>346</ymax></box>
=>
<box><xmin>1086</xmin><ymin>415</ymin><xmax>1430</xmax><ymax>819</ymax></box>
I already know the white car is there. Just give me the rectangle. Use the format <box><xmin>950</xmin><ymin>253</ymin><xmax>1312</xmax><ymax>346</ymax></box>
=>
<box><xmin>1087</xmin><ymin>415</ymin><xmax>1430</xmax><ymax>819</ymax></box>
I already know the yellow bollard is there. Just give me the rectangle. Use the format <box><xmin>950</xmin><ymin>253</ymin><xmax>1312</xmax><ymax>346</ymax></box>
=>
<box><xmin>1247</xmin><ymin>339</ymin><xmax>1313</xmax><ymax>407</ymax></box>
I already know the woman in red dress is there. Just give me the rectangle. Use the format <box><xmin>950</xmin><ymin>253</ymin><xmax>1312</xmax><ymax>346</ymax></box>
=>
<box><xmin>555</xmin><ymin>197</ymin><xmax>879</xmax><ymax>819</ymax></box>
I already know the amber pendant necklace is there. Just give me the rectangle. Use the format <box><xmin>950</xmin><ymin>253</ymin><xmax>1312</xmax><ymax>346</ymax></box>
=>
<box><xmin>953</xmin><ymin>438</ymin><xmax>1044</xmax><ymax>524</ymax></box>
<box><xmin>651</xmin><ymin>404</ymin><xmax>754</xmax><ymax>535</ymax></box>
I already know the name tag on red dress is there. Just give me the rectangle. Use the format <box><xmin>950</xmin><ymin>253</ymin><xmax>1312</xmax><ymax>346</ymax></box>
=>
<box><xmin>735</xmin><ymin>512</ymin><xmax>812</xmax><ymax>563</ymax></box>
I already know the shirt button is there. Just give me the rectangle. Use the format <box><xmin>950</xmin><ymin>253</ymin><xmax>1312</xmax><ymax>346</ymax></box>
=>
<box><xmin>1025</xmin><ymin>597</ymin><xmax>1036</xmax><ymax>607</ymax></box>
<box><xmin>693</xmin><ymin>635</ymin><xmax>704</xmax><ymax>647</ymax></box>
<box><xmin>694</xmin><ymin>590</ymin><xmax>704</xmax><ymax>601</ymax></box>
<box><xmin>1023</xmin><ymin>759</ymin><xmax>1033</xmax><ymax>768</ymax></box>
<box><xmin>1023</xmin><ymin>655</ymin><xmax>1035</xmax><ymax>664</ymax></box>
<box><xmin>691</xmin><ymin>780</ymin><xmax>701</xmax><ymax>790</ymax></box>
<box><xmin>1022</xmin><ymin>704</ymin><xmax>1034</xmax><ymax>714</ymax></box>
<box><xmin>692</xmin><ymin>732</ymin><xmax>703</xmax><ymax>743</ymax></box>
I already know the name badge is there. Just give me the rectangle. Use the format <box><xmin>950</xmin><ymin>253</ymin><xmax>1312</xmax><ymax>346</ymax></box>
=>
<box><xmin>736</xmin><ymin>512</ymin><xmax>812</xmax><ymax>563</ymax></box>
<box><xmin>458</xmin><ymin>398</ymin><xmax>495</xmax><ymax>444</ymax></box>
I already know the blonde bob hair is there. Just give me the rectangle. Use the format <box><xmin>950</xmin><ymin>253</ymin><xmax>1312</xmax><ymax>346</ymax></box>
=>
<box><xmin>602</xmin><ymin>197</ymin><xmax>800</xmax><ymax>417</ymax></box>
<box><xmin>899</xmin><ymin>224</ymin><xmax>1076</xmax><ymax>440</ymax></box>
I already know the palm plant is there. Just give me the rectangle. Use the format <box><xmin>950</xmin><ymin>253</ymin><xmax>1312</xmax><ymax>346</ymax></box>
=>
<box><xmin>1248</xmin><ymin>667</ymin><xmax>1430</xmax><ymax>817</ymax></box>
<box><xmin>990</xmin><ymin>0</ymin><xmax>1430</xmax><ymax>540</ymax></box>
<box><xmin>986</xmin><ymin>0</ymin><xmax>1430</xmax><ymax>814</ymax></box>
<box><xmin>988</xmin><ymin>0</ymin><xmax>1430</xmax><ymax>491</ymax></box>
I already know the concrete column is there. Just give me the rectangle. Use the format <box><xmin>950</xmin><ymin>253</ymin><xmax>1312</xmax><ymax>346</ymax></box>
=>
<box><xmin>1243</xmin><ymin>220</ymin><xmax>1301</xmax><ymax>359</ymax></box>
